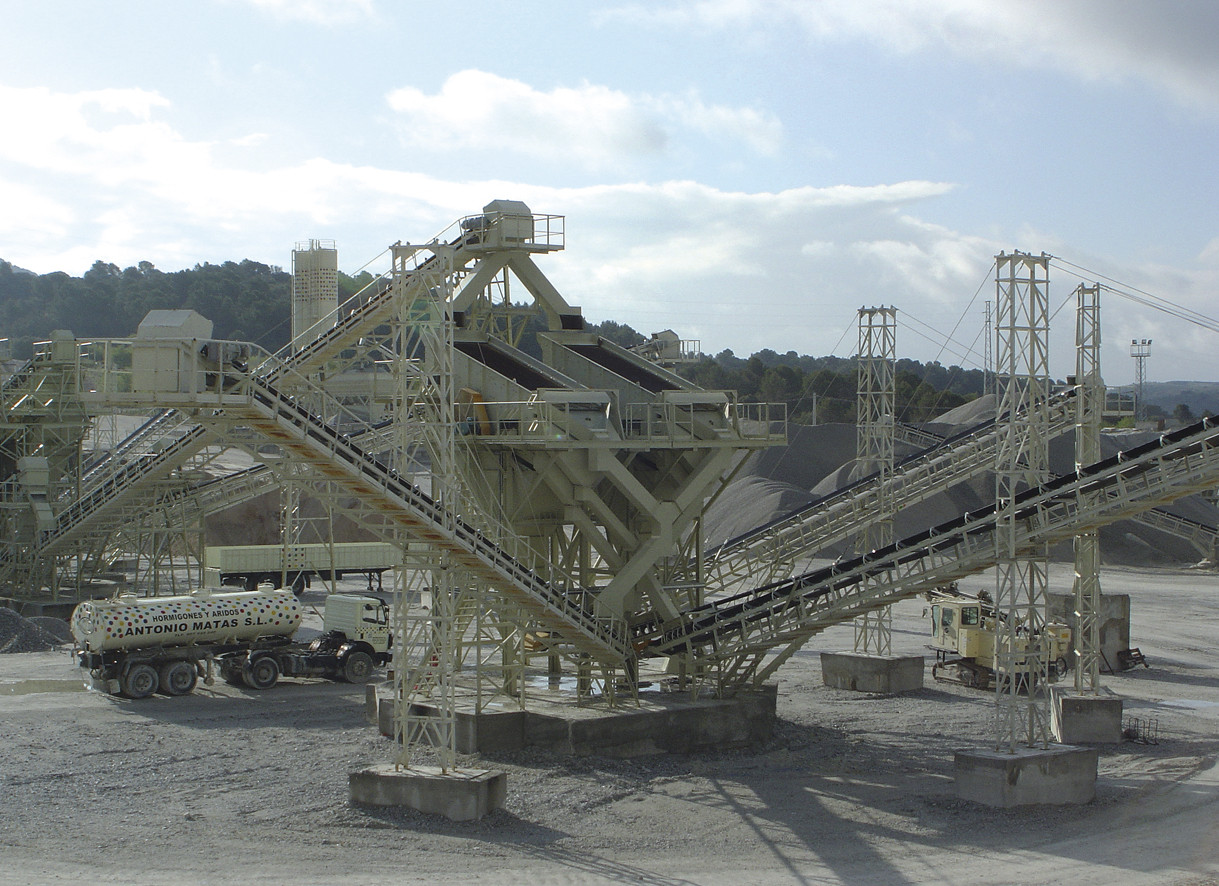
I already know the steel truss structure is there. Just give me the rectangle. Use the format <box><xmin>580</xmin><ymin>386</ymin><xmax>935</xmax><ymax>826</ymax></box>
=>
<box><xmin>853</xmin><ymin>306</ymin><xmax>896</xmax><ymax>656</ymax></box>
<box><xmin>2</xmin><ymin>206</ymin><xmax>1218</xmax><ymax>769</ymax></box>
<box><xmin>1073</xmin><ymin>283</ymin><xmax>1103</xmax><ymax>694</ymax></box>
<box><xmin>993</xmin><ymin>251</ymin><xmax>1052</xmax><ymax>750</ymax></box>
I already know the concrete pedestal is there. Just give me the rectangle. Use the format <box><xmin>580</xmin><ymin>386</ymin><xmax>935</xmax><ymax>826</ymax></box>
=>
<box><xmin>349</xmin><ymin>764</ymin><xmax>506</xmax><ymax>821</ymax></box>
<box><xmin>1051</xmin><ymin>686</ymin><xmax>1123</xmax><ymax>744</ymax></box>
<box><xmin>820</xmin><ymin>652</ymin><xmax>924</xmax><ymax>694</ymax></box>
<box><xmin>1047</xmin><ymin>592</ymin><xmax>1130</xmax><ymax>671</ymax></box>
<box><xmin>954</xmin><ymin>744</ymin><xmax>1098</xmax><ymax>807</ymax></box>
<box><xmin>366</xmin><ymin>682</ymin><xmax>777</xmax><ymax>756</ymax></box>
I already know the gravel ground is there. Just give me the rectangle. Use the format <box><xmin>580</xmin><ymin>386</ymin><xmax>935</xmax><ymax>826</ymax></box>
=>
<box><xmin>2</xmin><ymin>564</ymin><xmax>1218</xmax><ymax>885</ymax></box>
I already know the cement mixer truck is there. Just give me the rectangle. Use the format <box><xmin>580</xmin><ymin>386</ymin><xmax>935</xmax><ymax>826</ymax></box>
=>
<box><xmin>71</xmin><ymin>588</ymin><xmax>391</xmax><ymax>699</ymax></box>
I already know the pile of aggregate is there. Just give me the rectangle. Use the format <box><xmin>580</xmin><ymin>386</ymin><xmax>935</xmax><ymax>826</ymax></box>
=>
<box><xmin>703</xmin><ymin>394</ymin><xmax>1219</xmax><ymax>566</ymax></box>
<box><xmin>0</xmin><ymin>607</ymin><xmax>68</xmax><ymax>653</ymax></box>
<box><xmin>28</xmin><ymin>615</ymin><xmax>73</xmax><ymax>645</ymax></box>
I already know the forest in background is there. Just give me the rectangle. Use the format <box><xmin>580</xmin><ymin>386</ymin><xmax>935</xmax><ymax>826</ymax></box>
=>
<box><xmin>0</xmin><ymin>255</ymin><xmax>1086</xmax><ymax>426</ymax></box>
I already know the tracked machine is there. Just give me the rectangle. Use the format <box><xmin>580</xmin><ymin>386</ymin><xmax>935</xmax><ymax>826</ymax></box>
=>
<box><xmin>926</xmin><ymin>585</ymin><xmax>1071</xmax><ymax>690</ymax></box>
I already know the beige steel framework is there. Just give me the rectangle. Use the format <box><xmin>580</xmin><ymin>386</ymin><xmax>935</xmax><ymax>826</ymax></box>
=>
<box><xmin>17</xmin><ymin>201</ymin><xmax>1219</xmax><ymax>776</ymax></box>
<box><xmin>390</xmin><ymin>240</ymin><xmax>462</xmax><ymax>770</ymax></box>
<box><xmin>853</xmin><ymin>306</ymin><xmax>896</xmax><ymax>656</ymax></box>
<box><xmin>5</xmin><ymin>228</ymin><xmax>1219</xmax><ymax>740</ymax></box>
<box><xmin>1073</xmin><ymin>283</ymin><xmax>1103</xmax><ymax>693</ymax></box>
<box><xmin>993</xmin><ymin>251</ymin><xmax>1053</xmax><ymax>751</ymax></box>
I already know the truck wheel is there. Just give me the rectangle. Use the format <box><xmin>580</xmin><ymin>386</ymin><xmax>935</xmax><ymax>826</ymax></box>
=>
<box><xmin>1055</xmin><ymin>657</ymin><xmax>1069</xmax><ymax>678</ymax></box>
<box><xmin>243</xmin><ymin>656</ymin><xmax>280</xmax><ymax>690</ymax></box>
<box><xmin>342</xmin><ymin>651</ymin><xmax>374</xmax><ymax>684</ymax></box>
<box><xmin>159</xmin><ymin>660</ymin><xmax>198</xmax><ymax>696</ymax></box>
<box><xmin>121</xmin><ymin>663</ymin><xmax>159</xmax><ymax>699</ymax></box>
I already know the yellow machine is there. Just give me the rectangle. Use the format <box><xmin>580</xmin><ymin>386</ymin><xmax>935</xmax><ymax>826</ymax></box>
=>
<box><xmin>927</xmin><ymin>586</ymin><xmax>1071</xmax><ymax>690</ymax></box>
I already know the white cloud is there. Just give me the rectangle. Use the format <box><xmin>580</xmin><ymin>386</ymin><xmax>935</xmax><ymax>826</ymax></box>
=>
<box><xmin>225</xmin><ymin>0</ymin><xmax>375</xmax><ymax>25</ymax></box>
<box><xmin>0</xmin><ymin>179</ymin><xmax>73</xmax><ymax>240</ymax></box>
<box><xmin>1</xmin><ymin>82</ymin><xmax>1215</xmax><ymax>380</ymax></box>
<box><xmin>608</xmin><ymin>0</ymin><xmax>1219</xmax><ymax>114</ymax></box>
<box><xmin>385</xmin><ymin>70</ymin><xmax>781</xmax><ymax>169</ymax></box>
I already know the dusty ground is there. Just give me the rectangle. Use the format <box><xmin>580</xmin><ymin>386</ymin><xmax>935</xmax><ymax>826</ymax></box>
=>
<box><xmin>2</xmin><ymin>564</ymin><xmax>1218</xmax><ymax>886</ymax></box>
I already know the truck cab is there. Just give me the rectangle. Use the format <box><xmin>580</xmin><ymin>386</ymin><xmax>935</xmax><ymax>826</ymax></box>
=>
<box><xmin>930</xmin><ymin>599</ymin><xmax>995</xmax><ymax>662</ymax></box>
<box><xmin>322</xmin><ymin>594</ymin><xmax>391</xmax><ymax>654</ymax></box>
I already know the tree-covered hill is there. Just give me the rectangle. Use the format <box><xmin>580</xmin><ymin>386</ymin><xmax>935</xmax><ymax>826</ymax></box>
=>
<box><xmin>0</xmin><ymin>257</ymin><xmax>983</xmax><ymax>424</ymax></box>
<box><xmin>0</xmin><ymin>258</ymin><xmax>378</xmax><ymax>356</ymax></box>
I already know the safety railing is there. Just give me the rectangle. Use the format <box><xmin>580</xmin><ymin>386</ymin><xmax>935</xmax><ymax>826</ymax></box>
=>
<box><xmin>454</xmin><ymin>395</ymin><xmax>785</xmax><ymax>446</ymax></box>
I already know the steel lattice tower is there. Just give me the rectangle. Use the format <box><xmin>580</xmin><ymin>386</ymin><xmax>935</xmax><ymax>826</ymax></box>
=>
<box><xmin>1073</xmin><ymin>284</ymin><xmax>1104</xmax><ymax>694</ymax></box>
<box><xmin>1130</xmin><ymin>338</ymin><xmax>1152</xmax><ymax>423</ymax></box>
<box><xmin>853</xmin><ymin>306</ymin><xmax>896</xmax><ymax>656</ymax></box>
<box><xmin>993</xmin><ymin>252</ymin><xmax>1053</xmax><ymax>751</ymax></box>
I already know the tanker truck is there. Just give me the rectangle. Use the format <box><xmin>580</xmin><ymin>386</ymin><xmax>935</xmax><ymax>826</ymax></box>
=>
<box><xmin>71</xmin><ymin>587</ymin><xmax>391</xmax><ymax>699</ymax></box>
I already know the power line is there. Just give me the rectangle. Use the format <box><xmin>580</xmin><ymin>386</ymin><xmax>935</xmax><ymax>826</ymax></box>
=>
<box><xmin>1050</xmin><ymin>257</ymin><xmax>1219</xmax><ymax>335</ymax></box>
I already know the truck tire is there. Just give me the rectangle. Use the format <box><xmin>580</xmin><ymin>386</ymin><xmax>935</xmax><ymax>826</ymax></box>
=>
<box><xmin>121</xmin><ymin>663</ymin><xmax>159</xmax><ymax>699</ymax></box>
<box><xmin>243</xmin><ymin>656</ymin><xmax>280</xmax><ymax>690</ymax></box>
<box><xmin>159</xmin><ymin>660</ymin><xmax>198</xmax><ymax>696</ymax></box>
<box><xmin>342</xmin><ymin>650</ymin><xmax>374</xmax><ymax>684</ymax></box>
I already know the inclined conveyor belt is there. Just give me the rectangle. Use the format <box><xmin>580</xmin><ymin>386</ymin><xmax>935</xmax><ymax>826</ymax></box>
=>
<box><xmin>710</xmin><ymin>389</ymin><xmax>1078</xmax><ymax>559</ymax></box>
<box><xmin>455</xmin><ymin>340</ymin><xmax>573</xmax><ymax>391</ymax></box>
<box><xmin>563</xmin><ymin>343</ymin><xmax>682</xmax><ymax>394</ymax></box>
<box><xmin>234</xmin><ymin>374</ymin><xmax>629</xmax><ymax>663</ymax></box>
<box><xmin>647</xmin><ymin>414</ymin><xmax>1219</xmax><ymax>663</ymax></box>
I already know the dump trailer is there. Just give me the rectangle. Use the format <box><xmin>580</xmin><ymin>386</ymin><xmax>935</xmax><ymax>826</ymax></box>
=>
<box><xmin>927</xmin><ymin>586</ymin><xmax>1071</xmax><ymax>690</ymax></box>
<box><xmin>71</xmin><ymin>588</ymin><xmax>391</xmax><ymax>699</ymax></box>
<box><xmin>203</xmin><ymin>542</ymin><xmax>399</xmax><ymax>594</ymax></box>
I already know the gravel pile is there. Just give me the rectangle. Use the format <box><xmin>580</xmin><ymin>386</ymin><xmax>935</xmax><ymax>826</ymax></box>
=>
<box><xmin>0</xmin><ymin>608</ymin><xmax>69</xmax><ymax>653</ymax></box>
<box><xmin>704</xmin><ymin>399</ymin><xmax>1219</xmax><ymax>565</ymax></box>
<box><xmin>27</xmin><ymin>615</ymin><xmax>73</xmax><ymax>645</ymax></box>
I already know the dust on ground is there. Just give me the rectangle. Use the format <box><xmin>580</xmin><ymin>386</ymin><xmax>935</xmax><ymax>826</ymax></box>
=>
<box><xmin>2</xmin><ymin>564</ymin><xmax>1217</xmax><ymax>886</ymax></box>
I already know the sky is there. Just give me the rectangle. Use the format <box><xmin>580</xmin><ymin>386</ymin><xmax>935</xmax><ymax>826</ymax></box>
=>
<box><xmin>1</xmin><ymin>1</ymin><xmax>1218</xmax><ymax>385</ymax></box>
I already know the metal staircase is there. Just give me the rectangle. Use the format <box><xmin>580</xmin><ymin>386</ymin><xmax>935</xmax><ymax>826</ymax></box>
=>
<box><xmin>67</xmin><ymin>335</ymin><xmax>630</xmax><ymax>665</ymax></box>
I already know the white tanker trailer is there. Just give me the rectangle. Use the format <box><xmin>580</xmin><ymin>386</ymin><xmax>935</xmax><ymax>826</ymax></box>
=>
<box><xmin>72</xmin><ymin>588</ymin><xmax>391</xmax><ymax>699</ymax></box>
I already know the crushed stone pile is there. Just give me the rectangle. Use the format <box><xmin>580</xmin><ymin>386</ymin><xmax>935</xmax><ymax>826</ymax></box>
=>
<box><xmin>28</xmin><ymin>616</ymin><xmax>73</xmax><ymax>645</ymax></box>
<box><xmin>0</xmin><ymin>608</ymin><xmax>69</xmax><ymax>653</ymax></box>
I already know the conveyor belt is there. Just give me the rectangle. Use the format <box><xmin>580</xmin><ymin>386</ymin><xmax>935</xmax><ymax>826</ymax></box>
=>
<box><xmin>702</xmin><ymin>391</ymin><xmax>1079</xmax><ymax>590</ymax></box>
<box><xmin>643</xmin><ymin>415</ymin><xmax>1219</xmax><ymax>688</ymax></box>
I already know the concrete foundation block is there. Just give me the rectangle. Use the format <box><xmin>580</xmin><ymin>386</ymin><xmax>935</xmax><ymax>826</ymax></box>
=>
<box><xmin>1048</xmin><ymin>592</ymin><xmax>1130</xmax><ymax>671</ymax></box>
<box><xmin>820</xmin><ymin>652</ymin><xmax>924</xmax><ymax>694</ymax></box>
<box><xmin>1051</xmin><ymin>686</ymin><xmax>1124</xmax><ymax>744</ymax></box>
<box><xmin>349</xmin><ymin>764</ymin><xmax>506</xmax><ymax>821</ymax></box>
<box><xmin>954</xmin><ymin>744</ymin><xmax>1098</xmax><ymax>807</ymax></box>
<box><xmin>365</xmin><ymin>684</ymin><xmax>777</xmax><ymax>756</ymax></box>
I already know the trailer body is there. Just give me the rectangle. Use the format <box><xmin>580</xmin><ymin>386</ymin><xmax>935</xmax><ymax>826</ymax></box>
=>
<box><xmin>72</xmin><ymin>588</ymin><xmax>391</xmax><ymax>698</ymax></box>
<box><xmin>203</xmin><ymin>542</ymin><xmax>399</xmax><ymax>593</ymax></box>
